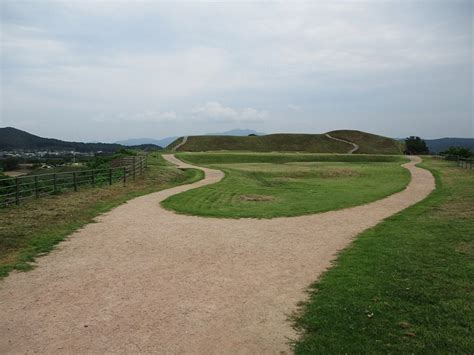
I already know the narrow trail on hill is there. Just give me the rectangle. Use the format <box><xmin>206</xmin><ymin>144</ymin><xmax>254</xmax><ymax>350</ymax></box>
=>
<box><xmin>0</xmin><ymin>155</ymin><xmax>434</xmax><ymax>354</ymax></box>
<box><xmin>325</xmin><ymin>133</ymin><xmax>359</xmax><ymax>153</ymax></box>
<box><xmin>172</xmin><ymin>136</ymin><xmax>188</xmax><ymax>151</ymax></box>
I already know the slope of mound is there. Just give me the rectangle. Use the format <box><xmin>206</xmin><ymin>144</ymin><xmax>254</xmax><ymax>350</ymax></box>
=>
<box><xmin>327</xmin><ymin>130</ymin><xmax>404</xmax><ymax>154</ymax></box>
<box><xmin>170</xmin><ymin>130</ymin><xmax>404</xmax><ymax>154</ymax></box>
<box><xmin>171</xmin><ymin>134</ymin><xmax>352</xmax><ymax>153</ymax></box>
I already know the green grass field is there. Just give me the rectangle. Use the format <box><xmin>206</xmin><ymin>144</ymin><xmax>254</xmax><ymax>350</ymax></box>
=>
<box><xmin>0</xmin><ymin>153</ymin><xmax>203</xmax><ymax>278</ymax></box>
<box><xmin>161</xmin><ymin>153</ymin><xmax>410</xmax><ymax>218</ymax></box>
<box><xmin>292</xmin><ymin>157</ymin><xmax>473</xmax><ymax>353</ymax></box>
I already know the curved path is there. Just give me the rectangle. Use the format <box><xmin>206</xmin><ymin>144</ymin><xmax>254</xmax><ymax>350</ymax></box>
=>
<box><xmin>325</xmin><ymin>133</ymin><xmax>359</xmax><ymax>153</ymax></box>
<box><xmin>172</xmin><ymin>136</ymin><xmax>188</xmax><ymax>152</ymax></box>
<box><xmin>0</xmin><ymin>155</ymin><xmax>434</xmax><ymax>354</ymax></box>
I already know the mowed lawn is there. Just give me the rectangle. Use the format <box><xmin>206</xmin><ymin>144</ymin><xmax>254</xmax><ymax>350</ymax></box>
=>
<box><xmin>292</xmin><ymin>157</ymin><xmax>473</xmax><ymax>353</ymax></box>
<box><xmin>162</xmin><ymin>153</ymin><xmax>410</xmax><ymax>218</ymax></box>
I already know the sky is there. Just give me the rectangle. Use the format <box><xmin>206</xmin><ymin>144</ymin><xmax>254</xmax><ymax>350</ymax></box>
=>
<box><xmin>1</xmin><ymin>0</ymin><xmax>472</xmax><ymax>142</ymax></box>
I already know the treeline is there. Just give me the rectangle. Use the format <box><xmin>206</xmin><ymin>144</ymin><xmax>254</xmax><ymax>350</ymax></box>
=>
<box><xmin>405</xmin><ymin>136</ymin><xmax>473</xmax><ymax>157</ymax></box>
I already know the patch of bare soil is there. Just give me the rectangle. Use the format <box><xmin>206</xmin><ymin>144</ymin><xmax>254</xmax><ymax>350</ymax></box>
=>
<box><xmin>239</xmin><ymin>194</ymin><xmax>275</xmax><ymax>202</ymax></box>
<box><xmin>0</xmin><ymin>155</ymin><xmax>434</xmax><ymax>354</ymax></box>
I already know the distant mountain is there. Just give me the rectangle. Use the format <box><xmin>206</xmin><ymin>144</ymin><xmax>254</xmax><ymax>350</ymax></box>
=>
<box><xmin>0</xmin><ymin>127</ymin><xmax>161</xmax><ymax>152</ymax></box>
<box><xmin>117</xmin><ymin>129</ymin><xmax>265</xmax><ymax>149</ymax></box>
<box><xmin>425</xmin><ymin>138</ymin><xmax>474</xmax><ymax>153</ymax></box>
<box><xmin>116</xmin><ymin>137</ymin><xmax>177</xmax><ymax>148</ymax></box>
<box><xmin>205</xmin><ymin>129</ymin><xmax>266</xmax><ymax>136</ymax></box>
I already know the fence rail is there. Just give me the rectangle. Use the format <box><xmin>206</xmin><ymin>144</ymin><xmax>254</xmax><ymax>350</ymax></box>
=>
<box><xmin>0</xmin><ymin>155</ymin><xmax>147</xmax><ymax>207</ymax></box>
<box><xmin>433</xmin><ymin>154</ymin><xmax>473</xmax><ymax>169</ymax></box>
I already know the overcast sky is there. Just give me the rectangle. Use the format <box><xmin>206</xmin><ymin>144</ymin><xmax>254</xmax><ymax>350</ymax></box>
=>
<box><xmin>1</xmin><ymin>1</ymin><xmax>472</xmax><ymax>142</ymax></box>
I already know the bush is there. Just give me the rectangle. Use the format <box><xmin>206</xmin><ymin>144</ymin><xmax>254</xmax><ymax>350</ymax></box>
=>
<box><xmin>1</xmin><ymin>157</ymin><xmax>20</xmax><ymax>171</ymax></box>
<box><xmin>440</xmin><ymin>146</ymin><xmax>473</xmax><ymax>158</ymax></box>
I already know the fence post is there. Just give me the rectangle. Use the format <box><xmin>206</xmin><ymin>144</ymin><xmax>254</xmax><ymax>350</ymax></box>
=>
<box><xmin>53</xmin><ymin>173</ymin><xmax>57</xmax><ymax>193</ymax></box>
<box><xmin>34</xmin><ymin>176</ymin><xmax>39</xmax><ymax>199</ymax></box>
<box><xmin>73</xmin><ymin>172</ymin><xmax>78</xmax><ymax>192</ymax></box>
<box><xmin>91</xmin><ymin>170</ymin><xmax>95</xmax><ymax>186</ymax></box>
<box><xmin>133</xmin><ymin>157</ymin><xmax>136</xmax><ymax>181</ymax></box>
<box><xmin>109</xmin><ymin>168</ymin><xmax>113</xmax><ymax>185</ymax></box>
<box><xmin>15</xmin><ymin>177</ymin><xmax>19</xmax><ymax>205</ymax></box>
<box><xmin>123</xmin><ymin>167</ymin><xmax>127</xmax><ymax>184</ymax></box>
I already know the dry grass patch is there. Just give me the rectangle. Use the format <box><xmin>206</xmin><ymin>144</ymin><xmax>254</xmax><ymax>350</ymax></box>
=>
<box><xmin>239</xmin><ymin>194</ymin><xmax>275</xmax><ymax>202</ymax></box>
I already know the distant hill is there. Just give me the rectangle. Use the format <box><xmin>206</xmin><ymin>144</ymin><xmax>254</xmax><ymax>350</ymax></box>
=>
<box><xmin>425</xmin><ymin>138</ymin><xmax>474</xmax><ymax>153</ymax></box>
<box><xmin>116</xmin><ymin>137</ymin><xmax>177</xmax><ymax>148</ymax></box>
<box><xmin>169</xmin><ymin>130</ymin><xmax>403</xmax><ymax>154</ymax></box>
<box><xmin>0</xmin><ymin>127</ymin><xmax>161</xmax><ymax>152</ymax></box>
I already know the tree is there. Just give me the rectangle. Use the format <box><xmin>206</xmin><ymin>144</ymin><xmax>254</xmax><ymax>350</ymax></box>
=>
<box><xmin>440</xmin><ymin>146</ymin><xmax>473</xmax><ymax>158</ymax></box>
<box><xmin>405</xmin><ymin>136</ymin><xmax>429</xmax><ymax>155</ymax></box>
<box><xmin>1</xmin><ymin>157</ymin><xmax>20</xmax><ymax>171</ymax></box>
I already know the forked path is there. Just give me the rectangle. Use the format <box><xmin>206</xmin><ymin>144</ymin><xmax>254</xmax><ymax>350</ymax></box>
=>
<box><xmin>0</xmin><ymin>155</ymin><xmax>434</xmax><ymax>354</ymax></box>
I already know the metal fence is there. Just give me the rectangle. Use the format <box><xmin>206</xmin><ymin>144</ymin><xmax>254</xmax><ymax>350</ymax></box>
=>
<box><xmin>0</xmin><ymin>155</ymin><xmax>147</xmax><ymax>207</ymax></box>
<box><xmin>433</xmin><ymin>155</ymin><xmax>473</xmax><ymax>169</ymax></box>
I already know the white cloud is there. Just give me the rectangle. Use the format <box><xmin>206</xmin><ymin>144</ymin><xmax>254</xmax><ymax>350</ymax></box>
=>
<box><xmin>93</xmin><ymin>110</ymin><xmax>177</xmax><ymax>123</ymax></box>
<box><xmin>1</xmin><ymin>1</ymin><xmax>471</xmax><ymax>140</ymax></box>
<box><xmin>129</xmin><ymin>110</ymin><xmax>177</xmax><ymax>123</ymax></box>
<box><xmin>287</xmin><ymin>104</ymin><xmax>302</xmax><ymax>111</ymax></box>
<box><xmin>1</xmin><ymin>24</ymin><xmax>69</xmax><ymax>67</ymax></box>
<box><xmin>192</xmin><ymin>102</ymin><xmax>267</xmax><ymax>123</ymax></box>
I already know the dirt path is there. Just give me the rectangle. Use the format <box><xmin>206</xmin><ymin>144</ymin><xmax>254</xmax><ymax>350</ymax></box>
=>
<box><xmin>325</xmin><ymin>133</ymin><xmax>359</xmax><ymax>153</ymax></box>
<box><xmin>172</xmin><ymin>136</ymin><xmax>188</xmax><ymax>151</ymax></box>
<box><xmin>0</xmin><ymin>155</ymin><xmax>434</xmax><ymax>354</ymax></box>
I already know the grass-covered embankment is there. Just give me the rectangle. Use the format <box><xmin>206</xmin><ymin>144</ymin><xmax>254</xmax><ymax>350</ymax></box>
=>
<box><xmin>170</xmin><ymin>130</ymin><xmax>403</xmax><ymax>154</ymax></box>
<box><xmin>329</xmin><ymin>129</ymin><xmax>405</xmax><ymax>154</ymax></box>
<box><xmin>172</xmin><ymin>133</ymin><xmax>350</xmax><ymax>153</ymax></box>
<box><xmin>0</xmin><ymin>153</ymin><xmax>203</xmax><ymax>278</ymax></box>
<box><xmin>292</xmin><ymin>157</ymin><xmax>473</xmax><ymax>353</ymax></box>
<box><xmin>162</xmin><ymin>153</ymin><xmax>410</xmax><ymax>218</ymax></box>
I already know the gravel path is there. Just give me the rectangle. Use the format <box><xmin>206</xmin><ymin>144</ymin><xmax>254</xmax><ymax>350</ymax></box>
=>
<box><xmin>0</xmin><ymin>155</ymin><xmax>434</xmax><ymax>354</ymax></box>
<box><xmin>325</xmin><ymin>133</ymin><xmax>359</xmax><ymax>153</ymax></box>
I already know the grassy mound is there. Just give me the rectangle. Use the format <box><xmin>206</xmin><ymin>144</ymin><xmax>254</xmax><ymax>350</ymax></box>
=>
<box><xmin>169</xmin><ymin>130</ymin><xmax>403</xmax><ymax>155</ymax></box>
<box><xmin>171</xmin><ymin>134</ymin><xmax>350</xmax><ymax>153</ymax></box>
<box><xmin>328</xmin><ymin>129</ymin><xmax>404</xmax><ymax>154</ymax></box>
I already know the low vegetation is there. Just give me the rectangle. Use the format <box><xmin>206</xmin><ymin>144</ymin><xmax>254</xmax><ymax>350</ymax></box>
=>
<box><xmin>169</xmin><ymin>130</ymin><xmax>404</xmax><ymax>155</ymax></box>
<box><xmin>292</xmin><ymin>158</ymin><xmax>473</xmax><ymax>353</ymax></box>
<box><xmin>440</xmin><ymin>146</ymin><xmax>473</xmax><ymax>158</ymax></box>
<box><xmin>162</xmin><ymin>153</ymin><xmax>410</xmax><ymax>218</ymax></box>
<box><xmin>0</xmin><ymin>153</ymin><xmax>203</xmax><ymax>278</ymax></box>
